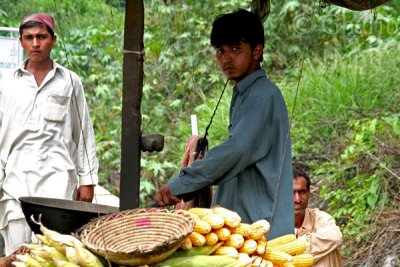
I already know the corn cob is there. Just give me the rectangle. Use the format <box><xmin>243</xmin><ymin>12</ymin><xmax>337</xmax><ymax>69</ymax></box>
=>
<box><xmin>252</xmin><ymin>256</ymin><xmax>273</xmax><ymax>267</ymax></box>
<box><xmin>189</xmin><ymin>232</ymin><xmax>206</xmax><ymax>247</ymax></box>
<box><xmin>256</xmin><ymin>239</ymin><xmax>268</xmax><ymax>255</ymax></box>
<box><xmin>249</xmin><ymin>219</ymin><xmax>270</xmax><ymax>240</ymax></box>
<box><xmin>239</xmin><ymin>239</ymin><xmax>257</xmax><ymax>254</ymax></box>
<box><xmin>273</xmin><ymin>240</ymin><xmax>307</xmax><ymax>256</ymax></box>
<box><xmin>188</xmin><ymin>208</ymin><xmax>213</xmax><ymax>218</ymax></box>
<box><xmin>280</xmin><ymin>262</ymin><xmax>296</xmax><ymax>267</ymax></box>
<box><xmin>266</xmin><ymin>234</ymin><xmax>296</xmax><ymax>248</ymax></box>
<box><xmin>11</xmin><ymin>262</ymin><xmax>27</xmax><ymax>267</ymax></box>
<box><xmin>194</xmin><ymin>220</ymin><xmax>212</xmax><ymax>234</ymax></box>
<box><xmin>213</xmin><ymin>246</ymin><xmax>239</xmax><ymax>258</ymax></box>
<box><xmin>263</xmin><ymin>247</ymin><xmax>292</xmax><ymax>264</ymax></box>
<box><xmin>180</xmin><ymin>237</ymin><xmax>193</xmax><ymax>250</ymax></box>
<box><xmin>171</xmin><ymin>242</ymin><xmax>223</xmax><ymax>258</ymax></box>
<box><xmin>224</xmin><ymin>234</ymin><xmax>245</xmax><ymax>249</ymax></box>
<box><xmin>211</xmin><ymin>206</ymin><xmax>241</xmax><ymax>228</ymax></box>
<box><xmin>214</xmin><ymin>227</ymin><xmax>231</xmax><ymax>241</ymax></box>
<box><xmin>15</xmin><ymin>254</ymin><xmax>42</xmax><ymax>267</ymax></box>
<box><xmin>291</xmin><ymin>254</ymin><xmax>313</xmax><ymax>267</ymax></box>
<box><xmin>154</xmin><ymin>255</ymin><xmax>240</xmax><ymax>267</ymax></box>
<box><xmin>205</xmin><ymin>232</ymin><xmax>219</xmax><ymax>246</ymax></box>
<box><xmin>229</xmin><ymin>223</ymin><xmax>251</xmax><ymax>238</ymax></box>
<box><xmin>202</xmin><ymin>213</ymin><xmax>225</xmax><ymax>229</ymax></box>
<box><xmin>237</xmin><ymin>253</ymin><xmax>253</xmax><ymax>266</ymax></box>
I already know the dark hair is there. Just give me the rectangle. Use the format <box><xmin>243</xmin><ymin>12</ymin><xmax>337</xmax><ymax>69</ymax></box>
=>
<box><xmin>19</xmin><ymin>21</ymin><xmax>54</xmax><ymax>37</ymax></box>
<box><xmin>210</xmin><ymin>9</ymin><xmax>265</xmax><ymax>62</ymax></box>
<box><xmin>293</xmin><ymin>167</ymin><xmax>311</xmax><ymax>191</ymax></box>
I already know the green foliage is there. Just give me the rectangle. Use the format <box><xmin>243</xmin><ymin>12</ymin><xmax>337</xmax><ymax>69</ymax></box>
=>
<box><xmin>314</xmin><ymin>115</ymin><xmax>399</xmax><ymax>255</ymax></box>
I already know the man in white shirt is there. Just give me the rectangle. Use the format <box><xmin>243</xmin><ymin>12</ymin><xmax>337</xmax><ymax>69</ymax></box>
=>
<box><xmin>0</xmin><ymin>13</ymin><xmax>99</xmax><ymax>255</ymax></box>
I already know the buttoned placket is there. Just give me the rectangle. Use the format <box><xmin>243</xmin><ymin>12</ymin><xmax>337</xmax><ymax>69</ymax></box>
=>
<box><xmin>229</xmin><ymin>86</ymin><xmax>240</xmax><ymax>129</ymax></box>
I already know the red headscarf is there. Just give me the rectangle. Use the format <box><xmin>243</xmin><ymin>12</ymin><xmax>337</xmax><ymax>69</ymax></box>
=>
<box><xmin>20</xmin><ymin>13</ymin><xmax>55</xmax><ymax>32</ymax></box>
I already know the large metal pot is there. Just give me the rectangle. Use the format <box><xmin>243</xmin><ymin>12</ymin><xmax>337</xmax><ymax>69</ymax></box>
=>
<box><xmin>19</xmin><ymin>196</ymin><xmax>119</xmax><ymax>235</ymax></box>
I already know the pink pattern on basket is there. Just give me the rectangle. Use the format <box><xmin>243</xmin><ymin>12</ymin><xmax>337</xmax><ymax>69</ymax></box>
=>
<box><xmin>133</xmin><ymin>218</ymin><xmax>151</xmax><ymax>227</ymax></box>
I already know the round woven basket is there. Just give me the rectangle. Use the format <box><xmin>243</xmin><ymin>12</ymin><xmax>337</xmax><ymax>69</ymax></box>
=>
<box><xmin>77</xmin><ymin>208</ymin><xmax>194</xmax><ymax>266</ymax></box>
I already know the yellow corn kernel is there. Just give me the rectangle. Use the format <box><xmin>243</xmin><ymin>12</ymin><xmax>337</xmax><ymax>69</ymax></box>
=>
<box><xmin>229</xmin><ymin>223</ymin><xmax>251</xmax><ymax>238</ymax></box>
<box><xmin>214</xmin><ymin>227</ymin><xmax>231</xmax><ymax>241</ymax></box>
<box><xmin>211</xmin><ymin>206</ymin><xmax>241</xmax><ymax>227</ymax></box>
<box><xmin>224</xmin><ymin>233</ymin><xmax>245</xmax><ymax>249</ymax></box>
<box><xmin>291</xmin><ymin>254</ymin><xmax>313</xmax><ymax>267</ymax></box>
<box><xmin>249</xmin><ymin>219</ymin><xmax>270</xmax><ymax>240</ymax></box>
<box><xmin>252</xmin><ymin>256</ymin><xmax>274</xmax><ymax>267</ymax></box>
<box><xmin>256</xmin><ymin>239</ymin><xmax>267</xmax><ymax>255</ymax></box>
<box><xmin>180</xmin><ymin>237</ymin><xmax>192</xmax><ymax>250</ymax></box>
<box><xmin>281</xmin><ymin>263</ymin><xmax>296</xmax><ymax>267</ymax></box>
<box><xmin>188</xmin><ymin>232</ymin><xmax>206</xmax><ymax>247</ymax></box>
<box><xmin>266</xmin><ymin>234</ymin><xmax>296</xmax><ymax>248</ymax></box>
<box><xmin>239</xmin><ymin>239</ymin><xmax>257</xmax><ymax>254</ymax></box>
<box><xmin>263</xmin><ymin>247</ymin><xmax>292</xmax><ymax>264</ymax></box>
<box><xmin>202</xmin><ymin>213</ymin><xmax>225</xmax><ymax>229</ymax></box>
<box><xmin>188</xmin><ymin>208</ymin><xmax>213</xmax><ymax>218</ymax></box>
<box><xmin>213</xmin><ymin>246</ymin><xmax>239</xmax><ymax>258</ymax></box>
<box><xmin>273</xmin><ymin>240</ymin><xmax>307</xmax><ymax>256</ymax></box>
<box><xmin>205</xmin><ymin>232</ymin><xmax>219</xmax><ymax>246</ymax></box>
<box><xmin>194</xmin><ymin>220</ymin><xmax>212</xmax><ymax>234</ymax></box>
<box><xmin>237</xmin><ymin>253</ymin><xmax>253</xmax><ymax>266</ymax></box>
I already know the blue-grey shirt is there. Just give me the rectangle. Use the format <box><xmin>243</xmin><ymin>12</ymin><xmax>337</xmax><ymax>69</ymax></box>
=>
<box><xmin>169</xmin><ymin>69</ymin><xmax>294</xmax><ymax>239</ymax></box>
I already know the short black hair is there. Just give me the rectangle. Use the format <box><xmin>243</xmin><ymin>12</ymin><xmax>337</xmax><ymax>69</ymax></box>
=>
<box><xmin>210</xmin><ymin>9</ymin><xmax>265</xmax><ymax>62</ymax></box>
<box><xmin>293</xmin><ymin>167</ymin><xmax>311</xmax><ymax>191</ymax></box>
<box><xmin>19</xmin><ymin>21</ymin><xmax>55</xmax><ymax>37</ymax></box>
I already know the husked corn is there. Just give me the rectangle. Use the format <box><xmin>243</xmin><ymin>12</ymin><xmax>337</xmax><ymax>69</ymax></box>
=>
<box><xmin>188</xmin><ymin>208</ymin><xmax>213</xmax><ymax>218</ymax></box>
<box><xmin>237</xmin><ymin>253</ymin><xmax>253</xmax><ymax>266</ymax></box>
<box><xmin>291</xmin><ymin>254</ymin><xmax>313</xmax><ymax>267</ymax></box>
<box><xmin>266</xmin><ymin>234</ymin><xmax>296</xmax><ymax>248</ymax></box>
<box><xmin>229</xmin><ymin>223</ymin><xmax>251</xmax><ymax>238</ymax></box>
<box><xmin>205</xmin><ymin>232</ymin><xmax>219</xmax><ymax>246</ymax></box>
<box><xmin>256</xmin><ymin>239</ymin><xmax>267</xmax><ymax>255</ymax></box>
<box><xmin>273</xmin><ymin>239</ymin><xmax>307</xmax><ymax>255</ymax></box>
<box><xmin>252</xmin><ymin>256</ymin><xmax>273</xmax><ymax>267</ymax></box>
<box><xmin>211</xmin><ymin>206</ymin><xmax>241</xmax><ymax>227</ymax></box>
<box><xmin>194</xmin><ymin>220</ymin><xmax>212</xmax><ymax>234</ymax></box>
<box><xmin>214</xmin><ymin>227</ymin><xmax>231</xmax><ymax>241</ymax></box>
<box><xmin>213</xmin><ymin>246</ymin><xmax>239</xmax><ymax>258</ymax></box>
<box><xmin>239</xmin><ymin>239</ymin><xmax>257</xmax><ymax>254</ymax></box>
<box><xmin>180</xmin><ymin>237</ymin><xmax>192</xmax><ymax>250</ymax></box>
<box><xmin>263</xmin><ymin>247</ymin><xmax>292</xmax><ymax>264</ymax></box>
<box><xmin>202</xmin><ymin>213</ymin><xmax>225</xmax><ymax>229</ymax></box>
<box><xmin>249</xmin><ymin>219</ymin><xmax>270</xmax><ymax>240</ymax></box>
<box><xmin>224</xmin><ymin>233</ymin><xmax>245</xmax><ymax>249</ymax></box>
<box><xmin>188</xmin><ymin>232</ymin><xmax>206</xmax><ymax>247</ymax></box>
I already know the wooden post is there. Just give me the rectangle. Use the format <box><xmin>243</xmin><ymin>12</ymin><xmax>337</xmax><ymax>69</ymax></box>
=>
<box><xmin>119</xmin><ymin>0</ymin><xmax>144</xmax><ymax>210</ymax></box>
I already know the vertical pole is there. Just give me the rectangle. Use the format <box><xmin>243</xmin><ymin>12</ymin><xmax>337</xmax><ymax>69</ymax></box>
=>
<box><xmin>119</xmin><ymin>0</ymin><xmax>144</xmax><ymax>210</ymax></box>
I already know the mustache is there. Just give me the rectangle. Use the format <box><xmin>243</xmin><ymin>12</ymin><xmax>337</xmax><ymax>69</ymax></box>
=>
<box><xmin>223</xmin><ymin>64</ymin><xmax>235</xmax><ymax>71</ymax></box>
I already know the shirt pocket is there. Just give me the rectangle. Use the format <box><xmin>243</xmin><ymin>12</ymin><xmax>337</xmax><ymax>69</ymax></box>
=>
<box><xmin>44</xmin><ymin>95</ymin><xmax>70</xmax><ymax>122</ymax></box>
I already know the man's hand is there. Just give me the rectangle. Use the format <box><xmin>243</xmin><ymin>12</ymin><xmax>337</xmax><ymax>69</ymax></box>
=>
<box><xmin>76</xmin><ymin>185</ymin><xmax>94</xmax><ymax>202</ymax></box>
<box><xmin>155</xmin><ymin>185</ymin><xmax>181</xmax><ymax>206</ymax></box>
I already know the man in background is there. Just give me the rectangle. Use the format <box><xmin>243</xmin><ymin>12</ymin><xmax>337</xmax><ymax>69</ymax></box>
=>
<box><xmin>294</xmin><ymin>167</ymin><xmax>344</xmax><ymax>266</ymax></box>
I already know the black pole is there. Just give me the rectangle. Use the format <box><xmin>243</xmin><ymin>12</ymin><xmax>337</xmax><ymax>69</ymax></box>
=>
<box><xmin>119</xmin><ymin>0</ymin><xmax>144</xmax><ymax>210</ymax></box>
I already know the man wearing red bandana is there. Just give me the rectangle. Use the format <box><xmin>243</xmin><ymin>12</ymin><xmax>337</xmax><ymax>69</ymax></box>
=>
<box><xmin>0</xmin><ymin>13</ymin><xmax>99</xmax><ymax>255</ymax></box>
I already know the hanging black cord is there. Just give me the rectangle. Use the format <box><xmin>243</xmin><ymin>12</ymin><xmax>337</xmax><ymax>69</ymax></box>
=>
<box><xmin>195</xmin><ymin>79</ymin><xmax>229</xmax><ymax>158</ymax></box>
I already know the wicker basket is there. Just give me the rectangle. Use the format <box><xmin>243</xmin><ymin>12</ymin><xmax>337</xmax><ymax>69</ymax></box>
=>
<box><xmin>77</xmin><ymin>208</ymin><xmax>194</xmax><ymax>266</ymax></box>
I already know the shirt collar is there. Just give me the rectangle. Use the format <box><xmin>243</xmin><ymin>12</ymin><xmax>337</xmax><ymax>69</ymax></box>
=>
<box><xmin>235</xmin><ymin>69</ymin><xmax>266</xmax><ymax>95</ymax></box>
<box><xmin>15</xmin><ymin>59</ymin><xmax>64</xmax><ymax>76</ymax></box>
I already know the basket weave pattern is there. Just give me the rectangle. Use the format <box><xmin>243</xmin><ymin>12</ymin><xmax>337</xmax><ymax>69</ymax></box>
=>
<box><xmin>78</xmin><ymin>208</ymin><xmax>194</xmax><ymax>266</ymax></box>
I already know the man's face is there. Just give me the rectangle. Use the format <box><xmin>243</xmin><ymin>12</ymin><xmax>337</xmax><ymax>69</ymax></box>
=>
<box><xmin>214</xmin><ymin>42</ymin><xmax>261</xmax><ymax>83</ymax></box>
<box><xmin>293</xmin><ymin>176</ymin><xmax>310</xmax><ymax>216</ymax></box>
<box><xmin>19</xmin><ymin>25</ymin><xmax>55</xmax><ymax>64</ymax></box>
